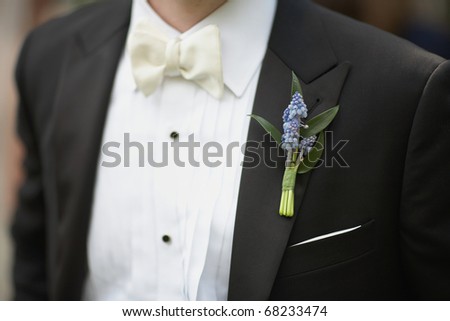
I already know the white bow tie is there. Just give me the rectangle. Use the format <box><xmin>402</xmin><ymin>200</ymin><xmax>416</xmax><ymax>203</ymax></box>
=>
<box><xmin>128</xmin><ymin>21</ymin><xmax>224</xmax><ymax>99</ymax></box>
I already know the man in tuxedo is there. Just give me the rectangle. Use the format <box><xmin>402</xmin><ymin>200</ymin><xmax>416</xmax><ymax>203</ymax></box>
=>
<box><xmin>12</xmin><ymin>0</ymin><xmax>450</xmax><ymax>300</ymax></box>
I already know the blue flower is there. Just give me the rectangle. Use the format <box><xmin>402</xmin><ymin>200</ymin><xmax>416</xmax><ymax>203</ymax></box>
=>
<box><xmin>281</xmin><ymin>92</ymin><xmax>308</xmax><ymax>151</ymax></box>
<box><xmin>299</xmin><ymin>135</ymin><xmax>318</xmax><ymax>155</ymax></box>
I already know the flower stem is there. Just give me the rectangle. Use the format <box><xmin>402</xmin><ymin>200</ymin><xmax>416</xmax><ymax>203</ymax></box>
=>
<box><xmin>295</xmin><ymin>149</ymin><xmax>305</xmax><ymax>167</ymax></box>
<box><xmin>286</xmin><ymin>150</ymin><xmax>293</xmax><ymax>167</ymax></box>
<box><xmin>279</xmin><ymin>190</ymin><xmax>286</xmax><ymax>215</ymax></box>
<box><xmin>279</xmin><ymin>165</ymin><xmax>299</xmax><ymax>217</ymax></box>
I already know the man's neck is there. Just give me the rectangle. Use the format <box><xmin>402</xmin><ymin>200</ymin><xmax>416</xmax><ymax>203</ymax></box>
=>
<box><xmin>147</xmin><ymin>0</ymin><xmax>227</xmax><ymax>32</ymax></box>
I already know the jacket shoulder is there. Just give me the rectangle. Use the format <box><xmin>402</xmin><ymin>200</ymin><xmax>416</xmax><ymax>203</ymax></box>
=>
<box><xmin>17</xmin><ymin>0</ymin><xmax>131</xmax><ymax>98</ymax></box>
<box><xmin>314</xmin><ymin>3</ymin><xmax>446</xmax><ymax>74</ymax></box>
<box><xmin>28</xmin><ymin>0</ymin><xmax>131</xmax><ymax>43</ymax></box>
<box><xmin>15</xmin><ymin>0</ymin><xmax>131</xmax><ymax>127</ymax></box>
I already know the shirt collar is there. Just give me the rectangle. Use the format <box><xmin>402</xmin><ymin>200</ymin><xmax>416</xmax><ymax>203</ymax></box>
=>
<box><xmin>129</xmin><ymin>0</ymin><xmax>277</xmax><ymax>97</ymax></box>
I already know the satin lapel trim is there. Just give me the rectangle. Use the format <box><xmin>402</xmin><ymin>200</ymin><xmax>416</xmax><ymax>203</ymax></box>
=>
<box><xmin>51</xmin><ymin>2</ymin><xmax>130</xmax><ymax>299</ymax></box>
<box><xmin>269</xmin><ymin>0</ymin><xmax>338</xmax><ymax>84</ymax></box>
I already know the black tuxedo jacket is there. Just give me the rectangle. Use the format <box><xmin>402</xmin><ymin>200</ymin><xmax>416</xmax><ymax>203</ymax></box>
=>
<box><xmin>12</xmin><ymin>0</ymin><xmax>450</xmax><ymax>300</ymax></box>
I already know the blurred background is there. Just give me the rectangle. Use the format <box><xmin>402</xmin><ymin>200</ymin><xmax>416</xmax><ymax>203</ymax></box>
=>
<box><xmin>0</xmin><ymin>0</ymin><xmax>449</xmax><ymax>300</ymax></box>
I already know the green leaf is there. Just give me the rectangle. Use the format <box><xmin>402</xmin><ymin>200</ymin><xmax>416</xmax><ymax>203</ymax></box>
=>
<box><xmin>249</xmin><ymin>114</ymin><xmax>282</xmax><ymax>145</ymax></box>
<box><xmin>298</xmin><ymin>131</ymin><xmax>325</xmax><ymax>174</ymax></box>
<box><xmin>302</xmin><ymin>106</ymin><xmax>339</xmax><ymax>138</ymax></box>
<box><xmin>291</xmin><ymin>71</ymin><xmax>303</xmax><ymax>96</ymax></box>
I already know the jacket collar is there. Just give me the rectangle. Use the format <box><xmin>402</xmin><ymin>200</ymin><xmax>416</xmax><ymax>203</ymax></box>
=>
<box><xmin>76</xmin><ymin>0</ymin><xmax>131</xmax><ymax>54</ymax></box>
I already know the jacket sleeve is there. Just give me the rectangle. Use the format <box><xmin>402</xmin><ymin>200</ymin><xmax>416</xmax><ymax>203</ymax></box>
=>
<box><xmin>400</xmin><ymin>60</ymin><xmax>450</xmax><ymax>299</ymax></box>
<box><xmin>11</xmin><ymin>33</ymin><xmax>49</xmax><ymax>300</ymax></box>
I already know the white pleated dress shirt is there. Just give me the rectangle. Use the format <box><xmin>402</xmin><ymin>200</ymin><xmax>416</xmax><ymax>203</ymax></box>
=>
<box><xmin>83</xmin><ymin>0</ymin><xmax>276</xmax><ymax>301</ymax></box>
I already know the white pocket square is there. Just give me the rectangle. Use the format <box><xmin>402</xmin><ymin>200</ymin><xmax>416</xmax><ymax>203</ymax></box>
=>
<box><xmin>289</xmin><ymin>225</ymin><xmax>362</xmax><ymax>248</ymax></box>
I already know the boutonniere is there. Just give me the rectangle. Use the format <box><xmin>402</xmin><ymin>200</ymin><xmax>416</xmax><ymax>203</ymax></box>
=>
<box><xmin>250</xmin><ymin>72</ymin><xmax>339</xmax><ymax>218</ymax></box>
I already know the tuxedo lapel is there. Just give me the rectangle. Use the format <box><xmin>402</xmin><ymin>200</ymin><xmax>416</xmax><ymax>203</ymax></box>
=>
<box><xmin>227</xmin><ymin>49</ymin><xmax>296</xmax><ymax>301</ymax></box>
<box><xmin>51</xmin><ymin>0</ymin><xmax>131</xmax><ymax>299</ymax></box>
<box><xmin>228</xmin><ymin>0</ymin><xmax>351</xmax><ymax>300</ymax></box>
